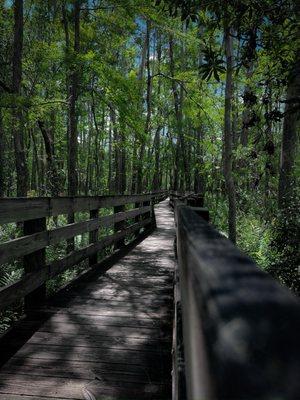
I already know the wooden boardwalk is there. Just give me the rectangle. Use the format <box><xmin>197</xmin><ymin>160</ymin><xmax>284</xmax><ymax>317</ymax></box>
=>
<box><xmin>0</xmin><ymin>200</ymin><xmax>175</xmax><ymax>400</ymax></box>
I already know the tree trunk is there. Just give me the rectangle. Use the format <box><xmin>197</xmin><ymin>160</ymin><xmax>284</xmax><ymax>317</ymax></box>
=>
<box><xmin>223</xmin><ymin>25</ymin><xmax>237</xmax><ymax>244</ymax></box>
<box><xmin>137</xmin><ymin>20</ymin><xmax>151</xmax><ymax>194</ymax></box>
<box><xmin>278</xmin><ymin>46</ymin><xmax>300</xmax><ymax>212</ymax></box>
<box><xmin>67</xmin><ymin>0</ymin><xmax>80</xmax><ymax>198</ymax></box>
<box><xmin>108</xmin><ymin>115</ymin><xmax>113</xmax><ymax>193</ymax></box>
<box><xmin>12</xmin><ymin>0</ymin><xmax>28</xmax><ymax>196</ymax></box>
<box><xmin>111</xmin><ymin>108</ymin><xmax>126</xmax><ymax>194</ymax></box>
<box><xmin>152</xmin><ymin>30</ymin><xmax>162</xmax><ymax>192</ymax></box>
<box><xmin>152</xmin><ymin>126</ymin><xmax>161</xmax><ymax>191</ymax></box>
<box><xmin>169</xmin><ymin>35</ymin><xmax>189</xmax><ymax>191</ymax></box>
<box><xmin>131</xmin><ymin>21</ymin><xmax>148</xmax><ymax>194</ymax></box>
<box><xmin>0</xmin><ymin>111</ymin><xmax>5</xmax><ymax>197</ymax></box>
<box><xmin>194</xmin><ymin>127</ymin><xmax>205</xmax><ymax>195</ymax></box>
<box><xmin>37</xmin><ymin>119</ymin><xmax>60</xmax><ymax>196</ymax></box>
<box><xmin>30</xmin><ymin>129</ymin><xmax>38</xmax><ymax>192</ymax></box>
<box><xmin>241</xmin><ymin>64</ymin><xmax>254</xmax><ymax>146</ymax></box>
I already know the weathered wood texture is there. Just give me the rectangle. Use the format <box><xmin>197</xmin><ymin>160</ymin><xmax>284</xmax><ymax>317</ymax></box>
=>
<box><xmin>176</xmin><ymin>204</ymin><xmax>300</xmax><ymax>400</ymax></box>
<box><xmin>0</xmin><ymin>192</ymin><xmax>167</xmax><ymax>312</ymax></box>
<box><xmin>0</xmin><ymin>199</ymin><xmax>174</xmax><ymax>400</ymax></box>
<box><xmin>0</xmin><ymin>192</ymin><xmax>166</xmax><ymax>224</ymax></box>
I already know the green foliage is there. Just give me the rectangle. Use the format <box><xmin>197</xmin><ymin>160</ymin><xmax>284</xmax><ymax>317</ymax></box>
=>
<box><xmin>200</xmin><ymin>47</ymin><xmax>226</xmax><ymax>82</ymax></box>
<box><xmin>237</xmin><ymin>215</ymin><xmax>271</xmax><ymax>269</ymax></box>
<box><xmin>266</xmin><ymin>210</ymin><xmax>300</xmax><ymax>294</ymax></box>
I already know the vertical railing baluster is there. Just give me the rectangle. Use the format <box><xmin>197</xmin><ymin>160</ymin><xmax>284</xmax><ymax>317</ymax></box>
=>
<box><xmin>114</xmin><ymin>204</ymin><xmax>125</xmax><ymax>249</ymax></box>
<box><xmin>23</xmin><ymin>217</ymin><xmax>47</xmax><ymax>312</ymax></box>
<box><xmin>150</xmin><ymin>196</ymin><xmax>156</xmax><ymax>228</ymax></box>
<box><xmin>89</xmin><ymin>208</ymin><xmax>99</xmax><ymax>266</ymax></box>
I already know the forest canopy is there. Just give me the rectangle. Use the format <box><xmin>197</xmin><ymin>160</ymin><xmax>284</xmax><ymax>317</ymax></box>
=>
<box><xmin>0</xmin><ymin>0</ymin><xmax>299</xmax><ymax>293</ymax></box>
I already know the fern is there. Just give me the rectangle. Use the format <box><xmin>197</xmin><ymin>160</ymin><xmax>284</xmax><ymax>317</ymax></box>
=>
<box><xmin>0</xmin><ymin>265</ymin><xmax>23</xmax><ymax>334</ymax></box>
<box><xmin>0</xmin><ymin>264</ymin><xmax>22</xmax><ymax>288</ymax></box>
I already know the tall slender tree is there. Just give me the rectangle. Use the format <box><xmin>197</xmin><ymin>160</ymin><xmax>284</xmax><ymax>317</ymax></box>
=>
<box><xmin>68</xmin><ymin>0</ymin><xmax>81</xmax><ymax>198</ymax></box>
<box><xmin>223</xmin><ymin>24</ymin><xmax>237</xmax><ymax>243</ymax></box>
<box><xmin>12</xmin><ymin>0</ymin><xmax>28</xmax><ymax>196</ymax></box>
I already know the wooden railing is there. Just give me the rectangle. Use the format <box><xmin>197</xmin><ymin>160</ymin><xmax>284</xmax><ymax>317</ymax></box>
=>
<box><xmin>169</xmin><ymin>191</ymin><xmax>204</xmax><ymax>209</ymax></box>
<box><xmin>0</xmin><ymin>191</ymin><xmax>167</xmax><ymax>314</ymax></box>
<box><xmin>172</xmin><ymin>197</ymin><xmax>300</xmax><ymax>400</ymax></box>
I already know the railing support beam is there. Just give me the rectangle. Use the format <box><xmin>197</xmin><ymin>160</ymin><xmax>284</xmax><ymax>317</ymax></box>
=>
<box><xmin>23</xmin><ymin>217</ymin><xmax>46</xmax><ymax>312</ymax></box>
<box><xmin>89</xmin><ymin>208</ymin><xmax>99</xmax><ymax>266</ymax></box>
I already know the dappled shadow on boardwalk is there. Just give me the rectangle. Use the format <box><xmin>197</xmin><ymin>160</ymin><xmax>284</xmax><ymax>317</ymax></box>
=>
<box><xmin>0</xmin><ymin>199</ymin><xmax>175</xmax><ymax>400</ymax></box>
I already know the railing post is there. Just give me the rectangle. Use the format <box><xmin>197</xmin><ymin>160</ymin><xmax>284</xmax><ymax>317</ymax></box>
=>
<box><xmin>150</xmin><ymin>196</ymin><xmax>156</xmax><ymax>228</ymax></box>
<box><xmin>191</xmin><ymin>207</ymin><xmax>209</xmax><ymax>222</ymax></box>
<box><xmin>186</xmin><ymin>195</ymin><xmax>204</xmax><ymax>208</ymax></box>
<box><xmin>134</xmin><ymin>201</ymin><xmax>140</xmax><ymax>223</ymax></box>
<box><xmin>114</xmin><ymin>204</ymin><xmax>125</xmax><ymax>249</ymax></box>
<box><xmin>143</xmin><ymin>198</ymin><xmax>151</xmax><ymax>222</ymax></box>
<box><xmin>23</xmin><ymin>217</ymin><xmax>46</xmax><ymax>312</ymax></box>
<box><xmin>89</xmin><ymin>208</ymin><xmax>99</xmax><ymax>266</ymax></box>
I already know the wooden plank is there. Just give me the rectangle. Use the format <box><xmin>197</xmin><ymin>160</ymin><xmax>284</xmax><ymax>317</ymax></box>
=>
<box><xmin>52</xmin><ymin>295</ymin><xmax>173</xmax><ymax>307</ymax></box>
<box><xmin>30</xmin><ymin>306</ymin><xmax>172</xmax><ymax>320</ymax></box>
<box><xmin>0</xmin><ymin>365</ymin><xmax>171</xmax><ymax>385</ymax></box>
<box><xmin>26</xmin><ymin>313</ymin><xmax>171</xmax><ymax>329</ymax></box>
<box><xmin>0</xmin><ymin>270</ymin><xmax>46</xmax><ymax>311</ymax></box>
<box><xmin>176</xmin><ymin>204</ymin><xmax>300</xmax><ymax>400</ymax></box>
<box><xmin>0</xmin><ymin>230</ymin><xmax>48</xmax><ymax>264</ymax></box>
<box><xmin>0</xmin><ymin>198</ymin><xmax>49</xmax><ymax>224</ymax></box>
<box><xmin>8</xmin><ymin>340</ymin><xmax>170</xmax><ymax>356</ymax></box>
<box><xmin>74</xmin><ymin>281</ymin><xmax>173</xmax><ymax>292</ymax></box>
<box><xmin>1</xmin><ymin>357</ymin><xmax>170</xmax><ymax>380</ymax></box>
<box><xmin>23</xmin><ymin>217</ymin><xmax>47</xmax><ymax>311</ymax></box>
<box><xmin>0</xmin><ymin>375</ymin><xmax>170</xmax><ymax>400</ymax></box>
<box><xmin>52</xmin><ymin>301</ymin><xmax>173</xmax><ymax>313</ymax></box>
<box><xmin>15</xmin><ymin>322</ymin><xmax>172</xmax><ymax>341</ymax></box>
<box><xmin>0</xmin><ymin>193</ymin><xmax>158</xmax><ymax>223</ymax></box>
<box><xmin>7</xmin><ymin>330</ymin><xmax>171</xmax><ymax>349</ymax></box>
<box><xmin>8</xmin><ymin>344</ymin><xmax>170</xmax><ymax>366</ymax></box>
<box><xmin>98</xmin><ymin>194</ymin><xmax>152</xmax><ymax>208</ymax></box>
<box><xmin>0</xmin><ymin>206</ymin><xmax>151</xmax><ymax>264</ymax></box>
<box><xmin>50</xmin><ymin>194</ymin><xmax>153</xmax><ymax>216</ymax></box>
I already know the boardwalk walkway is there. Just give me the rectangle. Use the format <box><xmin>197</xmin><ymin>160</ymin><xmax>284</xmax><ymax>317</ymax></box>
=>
<box><xmin>0</xmin><ymin>200</ymin><xmax>175</xmax><ymax>400</ymax></box>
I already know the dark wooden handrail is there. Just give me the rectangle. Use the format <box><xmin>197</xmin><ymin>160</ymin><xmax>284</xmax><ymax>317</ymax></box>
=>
<box><xmin>173</xmin><ymin>201</ymin><xmax>300</xmax><ymax>400</ymax></box>
<box><xmin>0</xmin><ymin>191</ymin><xmax>167</xmax><ymax>313</ymax></box>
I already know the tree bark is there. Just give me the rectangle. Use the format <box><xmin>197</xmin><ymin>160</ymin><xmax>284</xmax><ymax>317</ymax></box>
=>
<box><xmin>169</xmin><ymin>35</ymin><xmax>190</xmax><ymax>191</ymax></box>
<box><xmin>37</xmin><ymin>119</ymin><xmax>60</xmax><ymax>196</ymax></box>
<box><xmin>111</xmin><ymin>108</ymin><xmax>126</xmax><ymax>194</ymax></box>
<box><xmin>278</xmin><ymin>45</ymin><xmax>300</xmax><ymax>212</ymax></box>
<box><xmin>0</xmin><ymin>111</ymin><xmax>5</xmax><ymax>197</ymax></box>
<box><xmin>223</xmin><ymin>25</ymin><xmax>237</xmax><ymax>243</ymax></box>
<box><xmin>152</xmin><ymin>30</ymin><xmax>162</xmax><ymax>192</ymax></box>
<box><xmin>137</xmin><ymin>20</ymin><xmax>151</xmax><ymax>194</ymax></box>
<box><xmin>108</xmin><ymin>114</ymin><xmax>113</xmax><ymax>193</ymax></box>
<box><xmin>131</xmin><ymin>22</ymin><xmax>148</xmax><ymax>194</ymax></box>
<box><xmin>241</xmin><ymin>64</ymin><xmax>254</xmax><ymax>147</ymax></box>
<box><xmin>12</xmin><ymin>0</ymin><xmax>28</xmax><ymax>196</ymax></box>
<box><xmin>67</xmin><ymin>0</ymin><xmax>80</xmax><ymax>197</ymax></box>
<box><xmin>194</xmin><ymin>127</ymin><xmax>205</xmax><ymax>194</ymax></box>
